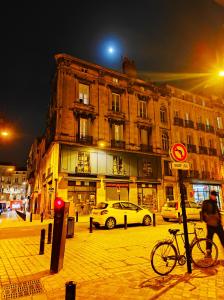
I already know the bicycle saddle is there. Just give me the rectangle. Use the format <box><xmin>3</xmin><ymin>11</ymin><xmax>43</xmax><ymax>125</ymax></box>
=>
<box><xmin>168</xmin><ymin>229</ymin><xmax>180</xmax><ymax>235</ymax></box>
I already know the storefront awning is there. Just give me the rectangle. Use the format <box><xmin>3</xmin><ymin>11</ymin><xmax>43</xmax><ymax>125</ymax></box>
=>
<box><xmin>65</xmin><ymin>176</ymin><xmax>100</xmax><ymax>182</ymax></box>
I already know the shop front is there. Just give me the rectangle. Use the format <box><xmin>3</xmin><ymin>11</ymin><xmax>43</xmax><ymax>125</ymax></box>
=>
<box><xmin>68</xmin><ymin>180</ymin><xmax>96</xmax><ymax>215</ymax></box>
<box><xmin>137</xmin><ymin>183</ymin><xmax>157</xmax><ymax>211</ymax></box>
<box><xmin>192</xmin><ymin>184</ymin><xmax>222</xmax><ymax>208</ymax></box>
<box><xmin>105</xmin><ymin>182</ymin><xmax>129</xmax><ymax>201</ymax></box>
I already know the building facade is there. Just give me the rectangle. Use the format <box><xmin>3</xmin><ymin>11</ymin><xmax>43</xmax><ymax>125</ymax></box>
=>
<box><xmin>27</xmin><ymin>54</ymin><xmax>224</xmax><ymax>216</ymax></box>
<box><xmin>0</xmin><ymin>164</ymin><xmax>27</xmax><ymax>210</ymax></box>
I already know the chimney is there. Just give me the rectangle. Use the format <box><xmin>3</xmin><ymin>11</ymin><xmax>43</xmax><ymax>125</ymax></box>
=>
<box><xmin>122</xmin><ymin>57</ymin><xmax>137</xmax><ymax>78</ymax></box>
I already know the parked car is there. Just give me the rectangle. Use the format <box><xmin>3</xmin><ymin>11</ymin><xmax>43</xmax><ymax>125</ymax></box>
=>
<box><xmin>161</xmin><ymin>201</ymin><xmax>201</xmax><ymax>221</ymax></box>
<box><xmin>91</xmin><ymin>201</ymin><xmax>153</xmax><ymax>229</ymax></box>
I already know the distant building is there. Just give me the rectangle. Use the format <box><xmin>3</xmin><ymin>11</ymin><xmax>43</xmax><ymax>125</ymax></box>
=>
<box><xmin>0</xmin><ymin>164</ymin><xmax>27</xmax><ymax>211</ymax></box>
<box><xmin>27</xmin><ymin>54</ymin><xmax>224</xmax><ymax>216</ymax></box>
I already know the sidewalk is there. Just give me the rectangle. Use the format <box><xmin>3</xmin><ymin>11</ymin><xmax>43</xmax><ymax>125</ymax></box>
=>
<box><xmin>0</xmin><ymin>222</ymin><xmax>223</xmax><ymax>299</ymax></box>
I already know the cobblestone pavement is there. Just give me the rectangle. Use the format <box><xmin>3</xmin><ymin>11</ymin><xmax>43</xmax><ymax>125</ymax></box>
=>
<box><xmin>0</xmin><ymin>221</ymin><xmax>224</xmax><ymax>299</ymax></box>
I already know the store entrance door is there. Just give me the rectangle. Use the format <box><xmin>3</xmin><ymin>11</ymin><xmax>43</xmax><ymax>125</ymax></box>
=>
<box><xmin>72</xmin><ymin>192</ymin><xmax>96</xmax><ymax>215</ymax></box>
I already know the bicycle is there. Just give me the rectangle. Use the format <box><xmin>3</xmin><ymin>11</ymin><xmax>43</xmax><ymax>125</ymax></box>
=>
<box><xmin>150</xmin><ymin>222</ymin><xmax>218</xmax><ymax>275</ymax></box>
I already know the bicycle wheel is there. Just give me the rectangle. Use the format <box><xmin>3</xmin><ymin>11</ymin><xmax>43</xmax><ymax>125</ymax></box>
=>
<box><xmin>150</xmin><ymin>241</ymin><xmax>178</xmax><ymax>275</ymax></box>
<box><xmin>191</xmin><ymin>238</ymin><xmax>218</xmax><ymax>268</ymax></box>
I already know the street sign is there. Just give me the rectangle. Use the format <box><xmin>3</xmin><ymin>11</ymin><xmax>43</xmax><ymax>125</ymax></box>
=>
<box><xmin>171</xmin><ymin>162</ymin><xmax>190</xmax><ymax>170</ymax></box>
<box><xmin>170</xmin><ymin>143</ymin><xmax>188</xmax><ymax>162</ymax></box>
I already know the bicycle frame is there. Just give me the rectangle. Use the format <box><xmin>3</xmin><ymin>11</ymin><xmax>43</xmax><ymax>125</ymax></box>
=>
<box><xmin>171</xmin><ymin>225</ymin><xmax>203</xmax><ymax>258</ymax></box>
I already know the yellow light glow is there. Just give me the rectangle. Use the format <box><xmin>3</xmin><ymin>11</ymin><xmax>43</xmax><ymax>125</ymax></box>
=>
<box><xmin>98</xmin><ymin>140</ymin><xmax>106</xmax><ymax>147</ymax></box>
<box><xmin>7</xmin><ymin>168</ymin><xmax>14</xmax><ymax>172</ymax></box>
<box><xmin>219</xmin><ymin>70</ymin><xmax>224</xmax><ymax>77</ymax></box>
<box><xmin>1</xmin><ymin>131</ymin><xmax>9</xmax><ymax>137</ymax></box>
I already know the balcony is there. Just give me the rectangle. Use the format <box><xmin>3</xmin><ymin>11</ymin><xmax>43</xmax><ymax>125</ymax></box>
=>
<box><xmin>205</xmin><ymin>125</ymin><xmax>215</xmax><ymax>133</ymax></box>
<box><xmin>208</xmin><ymin>148</ymin><xmax>217</xmax><ymax>156</ymax></box>
<box><xmin>111</xmin><ymin>140</ymin><xmax>126</xmax><ymax>149</ymax></box>
<box><xmin>140</xmin><ymin>144</ymin><xmax>153</xmax><ymax>152</ymax></box>
<box><xmin>197</xmin><ymin>123</ymin><xmax>206</xmax><ymax>131</ymax></box>
<box><xmin>216</xmin><ymin>128</ymin><xmax>224</xmax><ymax>138</ymax></box>
<box><xmin>199</xmin><ymin>146</ymin><xmax>208</xmax><ymax>155</ymax></box>
<box><xmin>76</xmin><ymin>134</ymin><xmax>93</xmax><ymax>145</ymax></box>
<box><xmin>174</xmin><ymin>117</ymin><xmax>184</xmax><ymax>126</ymax></box>
<box><xmin>184</xmin><ymin>120</ymin><xmax>194</xmax><ymax>129</ymax></box>
<box><xmin>187</xmin><ymin>144</ymin><xmax>197</xmax><ymax>153</ymax></box>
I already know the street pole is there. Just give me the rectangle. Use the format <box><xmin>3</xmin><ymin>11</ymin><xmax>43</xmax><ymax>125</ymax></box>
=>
<box><xmin>178</xmin><ymin>169</ymin><xmax>192</xmax><ymax>274</ymax></box>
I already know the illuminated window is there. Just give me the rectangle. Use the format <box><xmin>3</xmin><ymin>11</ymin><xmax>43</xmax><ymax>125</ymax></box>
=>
<box><xmin>112</xmin><ymin>93</ymin><xmax>120</xmax><ymax>112</ymax></box>
<box><xmin>76</xmin><ymin>152</ymin><xmax>91</xmax><ymax>173</ymax></box>
<box><xmin>113</xmin><ymin>156</ymin><xmax>124</xmax><ymax>175</ymax></box>
<box><xmin>112</xmin><ymin>78</ymin><xmax>118</xmax><ymax>84</ymax></box>
<box><xmin>162</xmin><ymin>131</ymin><xmax>169</xmax><ymax>150</ymax></box>
<box><xmin>79</xmin><ymin>118</ymin><xmax>89</xmax><ymax>137</ymax></box>
<box><xmin>160</xmin><ymin>106</ymin><xmax>168</xmax><ymax>123</ymax></box>
<box><xmin>79</xmin><ymin>83</ymin><xmax>89</xmax><ymax>104</ymax></box>
<box><xmin>112</xmin><ymin>124</ymin><xmax>123</xmax><ymax>141</ymax></box>
<box><xmin>143</xmin><ymin>160</ymin><xmax>152</xmax><ymax>177</ymax></box>
<box><xmin>220</xmin><ymin>138</ymin><xmax>224</xmax><ymax>155</ymax></box>
<box><xmin>138</xmin><ymin>101</ymin><xmax>147</xmax><ymax>118</ymax></box>
<box><xmin>217</xmin><ymin>117</ymin><xmax>223</xmax><ymax>129</ymax></box>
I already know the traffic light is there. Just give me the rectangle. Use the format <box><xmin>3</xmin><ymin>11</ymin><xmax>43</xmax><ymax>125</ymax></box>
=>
<box><xmin>50</xmin><ymin>198</ymin><xmax>70</xmax><ymax>273</ymax></box>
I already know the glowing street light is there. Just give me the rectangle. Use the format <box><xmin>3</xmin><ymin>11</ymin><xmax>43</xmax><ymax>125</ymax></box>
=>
<box><xmin>219</xmin><ymin>70</ymin><xmax>224</xmax><ymax>77</ymax></box>
<box><xmin>1</xmin><ymin>131</ymin><xmax>9</xmax><ymax>137</ymax></box>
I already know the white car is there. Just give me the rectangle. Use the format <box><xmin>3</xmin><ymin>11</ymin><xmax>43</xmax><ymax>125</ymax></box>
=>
<box><xmin>91</xmin><ymin>201</ymin><xmax>153</xmax><ymax>229</ymax></box>
<box><xmin>161</xmin><ymin>201</ymin><xmax>201</xmax><ymax>221</ymax></box>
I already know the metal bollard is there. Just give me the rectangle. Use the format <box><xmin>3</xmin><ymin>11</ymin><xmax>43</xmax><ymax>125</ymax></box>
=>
<box><xmin>41</xmin><ymin>212</ymin><xmax>44</xmax><ymax>223</ymax></box>
<box><xmin>89</xmin><ymin>217</ymin><xmax>93</xmax><ymax>233</ymax></box>
<box><xmin>30</xmin><ymin>212</ymin><xmax>32</xmax><ymax>222</ymax></box>
<box><xmin>124</xmin><ymin>215</ymin><xmax>127</xmax><ymax>230</ymax></box>
<box><xmin>153</xmin><ymin>213</ymin><xmax>156</xmax><ymax>227</ymax></box>
<box><xmin>47</xmin><ymin>223</ymin><xmax>53</xmax><ymax>244</ymax></box>
<box><xmin>39</xmin><ymin>229</ymin><xmax>45</xmax><ymax>255</ymax></box>
<box><xmin>75</xmin><ymin>211</ymin><xmax>78</xmax><ymax>222</ymax></box>
<box><xmin>65</xmin><ymin>281</ymin><xmax>76</xmax><ymax>300</ymax></box>
<box><xmin>178</xmin><ymin>212</ymin><xmax>182</xmax><ymax>224</ymax></box>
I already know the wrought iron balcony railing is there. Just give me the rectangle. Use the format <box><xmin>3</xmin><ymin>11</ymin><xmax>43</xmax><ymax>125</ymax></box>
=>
<box><xmin>187</xmin><ymin>144</ymin><xmax>197</xmax><ymax>153</ymax></box>
<box><xmin>199</xmin><ymin>146</ymin><xmax>208</xmax><ymax>155</ymax></box>
<box><xmin>111</xmin><ymin>140</ymin><xmax>126</xmax><ymax>149</ymax></box>
<box><xmin>76</xmin><ymin>134</ymin><xmax>93</xmax><ymax>145</ymax></box>
<box><xmin>174</xmin><ymin>117</ymin><xmax>184</xmax><ymax>126</ymax></box>
<box><xmin>140</xmin><ymin>144</ymin><xmax>153</xmax><ymax>153</ymax></box>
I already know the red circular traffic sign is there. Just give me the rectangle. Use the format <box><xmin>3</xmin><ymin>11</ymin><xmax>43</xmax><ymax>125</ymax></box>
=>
<box><xmin>170</xmin><ymin>143</ymin><xmax>188</xmax><ymax>162</ymax></box>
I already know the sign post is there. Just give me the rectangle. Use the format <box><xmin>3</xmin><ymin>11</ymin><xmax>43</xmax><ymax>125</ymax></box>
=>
<box><xmin>170</xmin><ymin>143</ymin><xmax>192</xmax><ymax>274</ymax></box>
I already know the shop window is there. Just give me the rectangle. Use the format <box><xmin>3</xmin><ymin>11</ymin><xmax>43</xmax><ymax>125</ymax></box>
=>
<box><xmin>165</xmin><ymin>186</ymin><xmax>174</xmax><ymax>201</ymax></box>
<box><xmin>112</xmin><ymin>93</ymin><xmax>120</xmax><ymax>112</ymax></box>
<box><xmin>76</xmin><ymin>152</ymin><xmax>91</xmax><ymax>173</ymax></box>
<box><xmin>79</xmin><ymin>83</ymin><xmax>89</xmax><ymax>104</ymax></box>
<box><xmin>138</xmin><ymin>100</ymin><xmax>147</xmax><ymax>118</ymax></box>
<box><xmin>164</xmin><ymin>160</ymin><xmax>172</xmax><ymax>176</ymax></box>
<box><xmin>143</xmin><ymin>160</ymin><xmax>153</xmax><ymax>177</ymax></box>
<box><xmin>160</xmin><ymin>106</ymin><xmax>167</xmax><ymax>123</ymax></box>
<box><xmin>162</xmin><ymin>131</ymin><xmax>169</xmax><ymax>151</ymax></box>
<box><xmin>113</xmin><ymin>156</ymin><xmax>125</xmax><ymax>175</ymax></box>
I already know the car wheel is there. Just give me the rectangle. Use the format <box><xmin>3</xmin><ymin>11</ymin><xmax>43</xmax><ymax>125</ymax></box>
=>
<box><xmin>105</xmin><ymin>217</ymin><xmax>116</xmax><ymax>229</ymax></box>
<box><xmin>94</xmin><ymin>224</ymin><xmax>100</xmax><ymax>229</ymax></box>
<box><xmin>163</xmin><ymin>217</ymin><xmax>169</xmax><ymax>222</ymax></box>
<box><xmin>143</xmin><ymin>215</ymin><xmax>151</xmax><ymax>226</ymax></box>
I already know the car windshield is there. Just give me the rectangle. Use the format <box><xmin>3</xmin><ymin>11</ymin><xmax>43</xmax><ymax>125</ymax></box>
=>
<box><xmin>96</xmin><ymin>202</ymin><xmax>108</xmax><ymax>209</ymax></box>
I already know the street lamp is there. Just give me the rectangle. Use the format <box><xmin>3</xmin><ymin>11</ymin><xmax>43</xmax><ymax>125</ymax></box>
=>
<box><xmin>218</xmin><ymin>70</ymin><xmax>224</xmax><ymax>77</ymax></box>
<box><xmin>1</xmin><ymin>131</ymin><xmax>10</xmax><ymax>137</ymax></box>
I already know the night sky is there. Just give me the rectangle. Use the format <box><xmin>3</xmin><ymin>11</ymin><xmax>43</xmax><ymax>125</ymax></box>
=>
<box><xmin>1</xmin><ymin>0</ymin><xmax>224</xmax><ymax>167</ymax></box>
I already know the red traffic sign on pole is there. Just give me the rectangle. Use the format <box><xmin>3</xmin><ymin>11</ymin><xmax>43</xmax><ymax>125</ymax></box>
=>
<box><xmin>170</xmin><ymin>143</ymin><xmax>188</xmax><ymax>162</ymax></box>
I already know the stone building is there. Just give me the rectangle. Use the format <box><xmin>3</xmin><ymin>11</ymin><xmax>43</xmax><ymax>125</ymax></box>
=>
<box><xmin>27</xmin><ymin>53</ymin><xmax>224</xmax><ymax>216</ymax></box>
